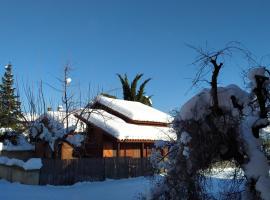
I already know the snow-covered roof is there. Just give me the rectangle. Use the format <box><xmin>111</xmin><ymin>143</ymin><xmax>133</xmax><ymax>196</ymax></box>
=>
<box><xmin>94</xmin><ymin>95</ymin><xmax>173</xmax><ymax>124</ymax></box>
<box><xmin>80</xmin><ymin>109</ymin><xmax>176</xmax><ymax>141</ymax></box>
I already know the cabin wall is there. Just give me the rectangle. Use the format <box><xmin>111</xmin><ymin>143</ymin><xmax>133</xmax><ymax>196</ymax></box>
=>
<box><xmin>143</xmin><ymin>143</ymin><xmax>154</xmax><ymax>157</ymax></box>
<box><xmin>35</xmin><ymin>141</ymin><xmax>53</xmax><ymax>159</ymax></box>
<box><xmin>102</xmin><ymin>138</ymin><xmax>155</xmax><ymax>158</ymax></box>
<box><xmin>61</xmin><ymin>142</ymin><xmax>74</xmax><ymax>159</ymax></box>
<box><xmin>103</xmin><ymin>141</ymin><xmax>116</xmax><ymax>157</ymax></box>
<box><xmin>119</xmin><ymin>143</ymin><xmax>141</xmax><ymax>158</ymax></box>
<box><xmin>84</xmin><ymin>125</ymin><xmax>104</xmax><ymax>157</ymax></box>
<box><xmin>84</xmin><ymin>125</ymin><xmax>161</xmax><ymax>158</ymax></box>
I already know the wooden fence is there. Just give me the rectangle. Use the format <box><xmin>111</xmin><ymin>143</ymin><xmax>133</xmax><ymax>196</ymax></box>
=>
<box><xmin>39</xmin><ymin>157</ymin><xmax>153</xmax><ymax>185</ymax></box>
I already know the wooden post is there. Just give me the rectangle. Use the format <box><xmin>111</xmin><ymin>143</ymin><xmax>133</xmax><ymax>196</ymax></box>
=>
<box><xmin>141</xmin><ymin>143</ymin><xmax>144</xmax><ymax>158</ymax></box>
<box><xmin>117</xmin><ymin>143</ymin><xmax>120</xmax><ymax>157</ymax></box>
<box><xmin>124</xmin><ymin>142</ymin><xmax>126</xmax><ymax>157</ymax></box>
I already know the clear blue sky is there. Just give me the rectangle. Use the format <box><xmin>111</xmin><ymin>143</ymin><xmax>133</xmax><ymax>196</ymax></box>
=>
<box><xmin>0</xmin><ymin>0</ymin><xmax>270</xmax><ymax>112</ymax></box>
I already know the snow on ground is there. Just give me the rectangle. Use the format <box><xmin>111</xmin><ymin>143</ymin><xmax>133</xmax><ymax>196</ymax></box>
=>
<box><xmin>0</xmin><ymin>177</ymin><xmax>151</xmax><ymax>200</ymax></box>
<box><xmin>0</xmin><ymin>170</ymin><xmax>245</xmax><ymax>200</ymax></box>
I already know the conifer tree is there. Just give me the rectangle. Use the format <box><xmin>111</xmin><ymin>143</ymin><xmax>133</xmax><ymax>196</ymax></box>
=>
<box><xmin>0</xmin><ymin>64</ymin><xmax>22</xmax><ymax>129</ymax></box>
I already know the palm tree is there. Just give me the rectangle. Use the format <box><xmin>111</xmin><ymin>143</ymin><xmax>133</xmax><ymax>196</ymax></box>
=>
<box><xmin>117</xmin><ymin>73</ymin><xmax>152</xmax><ymax>106</ymax></box>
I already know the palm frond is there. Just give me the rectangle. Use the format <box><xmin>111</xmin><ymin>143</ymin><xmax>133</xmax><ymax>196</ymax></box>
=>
<box><xmin>117</xmin><ymin>73</ymin><xmax>131</xmax><ymax>100</ymax></box>
<box><xmin>131</xmin><ymin>74</ymin><xmax>143</xmax><ymax>100</ymax></box>
<box><xmin>136</xmin><ymin>78</ymin><xmax>151</xmax><ymax>101</ymax></box>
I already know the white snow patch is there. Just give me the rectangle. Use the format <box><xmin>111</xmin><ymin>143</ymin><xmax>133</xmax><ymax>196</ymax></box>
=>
<box><xmin>0</xmin><ymin>173</ymin><xmax>246</xmax><ymax>200</ymax></box>
<box><xmin>30</xmin><ymin>111</ymin><xmax>87</xmax><ymax>150</ymax></box>
<box><xmin>44</xmin><ymin>111</ymin><xmax>86</xmax><ymax>132</ymax></box>
<box><xmin>66</xmin><ymin>134</ymin><xmax>85</xmax><ymax>147</ymax></box>
<box><xmin>179</xmin><ymin>84</ymin><xmax>249</xmax><ymax>120</ymax></box>
<box><xmin>23</xmin><ymin>158</ymin><xmax>42</xmax><ymax>170</ymax></box>
<box><xmin>0</xmin><ymin>156</ymin><xmax>42</xmax><ymax>170</ymax></box>
<box><xmin>95</xmin><ymin>95</ymin><xmax>173</xmax><ymax>123</ymax></box>
<box><xmin>182</xmin><ymin>146</ymin><xmax>190</xmax><ymax>158</ymax></box>
<box><xmin>2</xmin><ymin>135</ymin><xmax>34</xmax><ymax>151</ymax></box>
<box><xmin>81</xmin><ymin>109</ymin><xmax>176</xmax><ymax>141</ymax></box>
<box><xmin>241</xmin><ymin>116</ymin><xmax>270</xmax><ymax>199</ymax></box>
<box><xmin>22</xmin><ymin>113</ymin><xmax>40</xmax><ymax>122</ymax></box>
<box><xmin>0</xmin><ymin>127</ymin><xmax>13</xmax><ymax>134</ymax></box>
<box><xmin>0</xmin><ymin>176</ymin><xmax>152</xmax><ymax>200</ymax></box>
<box><xmin>180</xmin><ymin>131</ymin><xmax>192</xmax><ymax>145</ymax></box>
<box><xmin>241</xmin><ymin>116</ymin><xmax>270</xmax><ymax>179</ymax></box>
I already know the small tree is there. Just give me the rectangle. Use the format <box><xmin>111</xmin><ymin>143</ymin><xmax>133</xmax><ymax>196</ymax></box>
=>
<box><xmin>117</xmin><ymin>73</ymin><xmax>152</xmax><ymax>106</ymax></box>
<box><xmin>0</xmin><ymin>64</ymin><xmax>23</xmax><ymax>130</ymax></box>
<box><xmin>62</xmin><ymin>65</ymin><xmax>73</xmax><ymax>130</ymax></box>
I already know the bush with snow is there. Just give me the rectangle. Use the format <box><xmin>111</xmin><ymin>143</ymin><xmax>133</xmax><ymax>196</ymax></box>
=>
<box><xmin>0</xmin><ymin>128</ymin><xmax>34</xmax><ymax>151</ymax></box>
<box><xmin>29</xmin><ymin>112</ymin><xmax>84</xmax><ymax>151</ymax></box>
<box><xmin>150</xmin><ymin>66</ymin><xmax>270</xmax><ymax>200</ymax></box>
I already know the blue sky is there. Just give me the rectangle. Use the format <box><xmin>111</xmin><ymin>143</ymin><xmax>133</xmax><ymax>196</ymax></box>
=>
<box><xmin>0</xmin><ymin>0</ymin><xmax>270</xmax><ymax>112</ymax></box>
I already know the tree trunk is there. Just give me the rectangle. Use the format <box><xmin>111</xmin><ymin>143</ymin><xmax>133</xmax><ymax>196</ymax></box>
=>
<box><xmin>210</xmin><ymin>59</ymin><xmax>223</xmax><ymax>115</ymax></box>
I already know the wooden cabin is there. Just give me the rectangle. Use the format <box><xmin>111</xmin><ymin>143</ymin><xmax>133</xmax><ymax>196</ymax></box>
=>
<box><xmin>32</xmin><ymin>96</ymin><xmax>175</xmax><ymax>159</ymax></box>
<box><xmin>75</xmin><ymin>95</ymin><xmax>176</xmax><ymax>158</ymax></box>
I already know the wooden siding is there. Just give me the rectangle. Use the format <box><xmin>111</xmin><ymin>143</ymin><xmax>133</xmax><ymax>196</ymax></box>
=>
<box><xmin>61</xmin><ymin>142</ymin><xmax>74</xmax><ymax>159</ymax></box>
<box><xmin>103</xmin><ymin>142</ymin><xmax>116</xmax><ymax>157</ymax></box>
<box><xmin>35</xmin><ymin>141</ymin><xmax>53</xmax><ymax>159</ymax></box>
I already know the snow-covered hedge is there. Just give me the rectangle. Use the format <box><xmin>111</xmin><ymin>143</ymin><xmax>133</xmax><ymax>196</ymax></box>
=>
<box><xmin>0</xmin><ymin>128</ymin><xmax>34</xmax><ymax>151</ymax></box>
<box><xmin>0</xmin><ymin>156</ymin><xmax>42</xmax><ymax>170</ymax></box>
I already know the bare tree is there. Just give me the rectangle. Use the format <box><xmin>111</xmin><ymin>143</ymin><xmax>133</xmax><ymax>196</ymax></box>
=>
<box><xmin>62</xmin><ymin>65</ymin><xmax>73</xmax><ymax>130</ymax></box>
<box><xmin>188</xmin><ymin>42</ymin><xmax>255</xmax><ymax>115</ymax></box>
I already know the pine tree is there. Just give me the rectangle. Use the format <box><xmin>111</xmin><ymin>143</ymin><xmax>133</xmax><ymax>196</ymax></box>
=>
<box><xmin>117</xmin><ymin>73</ymin><xmax>152</xmax><ymax>106</ymax></box>
<box><xmin>0</xmin><ymin>64</ymin><xmax>22</xmax><ymax>130</ymax></box>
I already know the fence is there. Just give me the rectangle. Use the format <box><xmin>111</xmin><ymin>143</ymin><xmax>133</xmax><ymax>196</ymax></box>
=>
<box><xmin>0</xmin><ymin>164</ymin><xmax>39</xmax><ymax>185</ymax></box>
<box><xmin>39</xmin><ymin>157</ymin><xmax>153</xmax><ymax>185</ymax></box>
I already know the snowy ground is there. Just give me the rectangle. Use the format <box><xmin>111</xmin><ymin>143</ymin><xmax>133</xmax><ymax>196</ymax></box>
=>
<box><xmin>0</xmin><ymin>177</ymin><xmax>151</xmax><ymax>200</ymax></box>
<box><xmin>0</xmin><ymin>170</ymin><xmax>244</xmax><ymax>200</ymax></box>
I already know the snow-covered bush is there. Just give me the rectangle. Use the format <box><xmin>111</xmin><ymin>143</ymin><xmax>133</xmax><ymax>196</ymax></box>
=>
<box><xmin>29</xmin><ymin>112</ymin><xmax>85</xmax><ymax>152</ymax></box>
<box><xmin>150</xmin><ymin>62</ymin><xmax>270</xmax><ymax>199</ymax></box>
<box><xmin>0</xmin><ymin>128</ymin><xmax>34</xmax><ymax>151</ymax></box>
<box><xmin>151</xmin><ymin>85</ymin><xmax>247</xmax><ymax>200</ymax></box>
